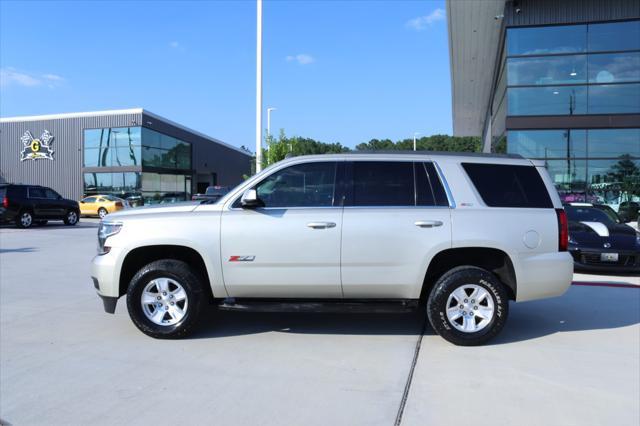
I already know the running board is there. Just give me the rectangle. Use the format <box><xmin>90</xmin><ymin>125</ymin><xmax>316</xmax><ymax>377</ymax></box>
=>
<box><xmin>218</xmin><ymin>299</ymin><xmax>419</xmax><ymax>313</ymax></box>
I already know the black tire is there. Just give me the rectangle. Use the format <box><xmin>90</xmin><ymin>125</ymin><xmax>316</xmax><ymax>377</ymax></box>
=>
<box><xmin>98</xmin><ymin>208</ymin><xmax>108</xmax><ymax>219</ymax></box>
<box><xmin>126</xmin><ymin>259</ymin><xmax>206</xmax><ymax>339</ymax></box>
<box><xmin>63</xmin><ymin>209</ymin><xmax>79</xmax><ymax>226</ymax></box>
<box><xmin>35</xmin><ymin>220</ymin><xmax>48</xmax><ymax>226</ymax></box>
<box><xmin>15</xmin><ymin>210</ymin><xmax>34</xmax><ymax>228</ymax></box>
<box><xmin>427</xmin><ymin>266</ymin><xmax>509</xmax><ymax>346</ymax></box>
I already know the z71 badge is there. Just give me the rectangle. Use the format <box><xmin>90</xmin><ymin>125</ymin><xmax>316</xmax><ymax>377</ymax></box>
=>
<box><xmin>20</xmin><ymin>130</ymin><xmax>55</xmax><ymax>161</ymax></box>
<box><xmin>229</xmin><ymin>256</ymin><xmax>256</xmax><ymax>262</ymax></box>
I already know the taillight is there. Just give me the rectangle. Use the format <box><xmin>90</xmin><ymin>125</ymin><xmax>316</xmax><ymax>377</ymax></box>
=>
<box><xmin>556</xmin><ymin>208</ymin><xmax>568</xmax><ymax>252</ymax></box>
<box><xmin>115</xmin><ymin>201</ymin><xmax>123</xmax><ymax>207</ymax></box>
<box><xmin>2</xmin><ymin>196</ymin><xmax>8</xmax><ymax>209</ymax></box>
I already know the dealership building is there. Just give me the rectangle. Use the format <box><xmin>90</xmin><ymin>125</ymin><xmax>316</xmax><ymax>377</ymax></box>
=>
<box><xmin>0</xmin><ymin>109</ymin><xmax>252</xmax><ymax>203</ymax></box>
<box><xmin>447</xmin><ymin>0</ymin><xmax>639</xmax><ymax>207</ymax></box>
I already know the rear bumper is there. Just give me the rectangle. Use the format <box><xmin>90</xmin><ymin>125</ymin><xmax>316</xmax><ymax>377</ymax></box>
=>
<box><xmin>570</xmin><ymin>247</ymin><xmax>640</xmax><ymax>274</ymax></box>
<box><xmin>516</xmin><ymin>251</ymin><xmax>574</xmax><ymax>302</ymax></box>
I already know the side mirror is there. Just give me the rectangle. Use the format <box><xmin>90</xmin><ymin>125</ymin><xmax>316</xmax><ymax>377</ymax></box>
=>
<box><xmin>240</xmin><ymin>189</ymin><xmax>264</xmax><ymax>209</ymax></box>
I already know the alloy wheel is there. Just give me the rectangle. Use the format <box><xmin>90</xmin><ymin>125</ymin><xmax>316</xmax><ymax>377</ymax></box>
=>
<box><xmin>445</xmin><ymin>284</ymin><xmax>495</xmax><ymax>333</ymax></box>
<box><xmin>20</xmin><ymin>212</ymin><xmax>33</xmax><ymax>227</ymax></box>
<box><xmin>67</xmin><ymin>211</ymin><xmax>78</xmax><ymax>224</ymax></box>
<box><xmin>141</xmin><ymin>278</ymin><xmax>189</xmax><ymax>326</ymax></box>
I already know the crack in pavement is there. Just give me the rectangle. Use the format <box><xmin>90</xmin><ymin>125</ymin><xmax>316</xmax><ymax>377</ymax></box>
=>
<box><xmin>394</xmin><ymin>314</ymin><xmax>429</xmax><ymax>425</ymax></box>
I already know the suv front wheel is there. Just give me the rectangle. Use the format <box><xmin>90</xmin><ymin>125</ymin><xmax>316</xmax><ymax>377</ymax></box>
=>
<box><xmin>126</xmin><ymin>259</ymin><xmax>206</xmax><ymax>339</ymax></box>
<box><xmin>64</xmin><ymin>209</ymin><xmax>79</xmax><ymax>226</ymax></box>
<box><xmin>427</xmin><ymin>266</ymin><xmax>509</xmax><ymax>346</ymax></box>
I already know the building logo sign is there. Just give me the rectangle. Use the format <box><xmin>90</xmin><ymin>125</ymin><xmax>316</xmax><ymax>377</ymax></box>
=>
<box><xmin>20</xmin><ymin>130</ymin><xmax>55</xmax><ymax>161</ymax></box>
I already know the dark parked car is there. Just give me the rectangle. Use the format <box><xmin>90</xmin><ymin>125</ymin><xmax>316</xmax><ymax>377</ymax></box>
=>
<box><xmin>0</xmin><ymin>184</ymin><xmax>80</xmax><ymax>228</ymax></box>
<box><xmin>191</xmin><ymin>186</ymin><xmax>230</xmax><ymax>202</ymax></box>
<box><xmin>565</xmin><ymin>205</ymin><xmax>640</xmax><ymax>273</ymax></box>
<box><xmin>618</xmin><ymin>201</ymin><xmax>640</xmax><ymax>223</ymax></box>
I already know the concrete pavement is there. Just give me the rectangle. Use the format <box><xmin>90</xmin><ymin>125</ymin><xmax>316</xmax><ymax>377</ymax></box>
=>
<box><xmin>1</xmin><ymin>223</ymin><xmax>638</xmax><ymax>425</ymax></box>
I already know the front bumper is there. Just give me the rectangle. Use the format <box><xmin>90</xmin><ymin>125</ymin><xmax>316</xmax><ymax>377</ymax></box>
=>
<box><xmin>91</xmin><ymin>246</ymin><xmax>125</xmax><ymax>313</ymax></box>
<box><xmin>570</xmin><ymin>247</ymin><xmax>640</xmax><ymax>273</ymax></box>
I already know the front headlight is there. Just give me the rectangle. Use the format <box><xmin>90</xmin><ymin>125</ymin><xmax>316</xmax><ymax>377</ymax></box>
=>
<box><xmin>98</xmin><ymin>222</ymin><xmax>122</xmax><ymax>255</ymax></box>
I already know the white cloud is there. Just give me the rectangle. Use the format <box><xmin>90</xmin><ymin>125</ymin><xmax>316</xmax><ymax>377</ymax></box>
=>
<box><xmin>406</xmin><ymin>8</ymin><xmax>445</xmax><ymax>31</ymax></box>
<box><xmin>0</xmin><ymin>68</ymin><xmax>64</xmax><ymax>88</ymax></box>
<box><xmin>285</xmin><ymin>53</ymin><xmax>315</xmax><ymax>65</ymax></box>
<box><xmin>169</xmin><ymin>41</ymin><xmax>180</xmax><ymax>48</ymax></box>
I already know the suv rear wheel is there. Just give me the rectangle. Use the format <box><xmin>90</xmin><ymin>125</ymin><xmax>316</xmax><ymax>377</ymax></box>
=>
<box><xmin>126</xmin><ymin>259</ymin><xmax>206</xmax><ymax>339</ymax></box>
<box><xmin>16</xmin><ymin>211</ymin><xmax>33</xmax><ymax>228</ymax></box>
<box><xmin>427</xmin><ymin>266</ymin><xmax>509</xmax><ymax>346</ymax></box>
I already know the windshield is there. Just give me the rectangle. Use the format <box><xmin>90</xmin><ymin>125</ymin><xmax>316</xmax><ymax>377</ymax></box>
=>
<box><xmin>565</xmin><ymin>206</ymin><xmax>614</xmax><ymax>224</ymax></box>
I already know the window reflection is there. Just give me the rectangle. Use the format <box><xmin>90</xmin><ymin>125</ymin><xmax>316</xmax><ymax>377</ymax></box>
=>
<box><xmin>588</xmin><ymin>83</ymin><xmax>640</xmax><ymax>114</ymax></box>
<box><xmin>508</xmin><ymin>130</ymin><xmax>587</xmax><ymax>158</ymax></box>
<box><xmin>507</xmin><ymin>55</ymin><xmax>587</xmax><ymax>86</ymax></box>
<box><xmin>588</xmin><ymin>20</ymin><xmax>640</xmax><ymax>52</ymax></box>
<box><xmin>507</xmin><ymin>25</ymin><xmax>586</xmax><ymax>56</ymax></box>
<box><xmin>588</xmin><ymin>52</ymin><xmax>640</xmax><ymax>83</ymax></box>
<box><xmin>508</xmin><ymin>86</ymin><xmax>587</xmax><ymax>115</ymax></box>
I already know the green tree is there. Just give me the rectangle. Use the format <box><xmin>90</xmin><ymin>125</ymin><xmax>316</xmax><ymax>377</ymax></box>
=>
<box><xmin>356</xmin><ymin>135</ymin><xmax>481</xmax><ymax>152</ymax></box>
<box><xmin>606</xmin><ymin>154</ymin><xmax>640</xmax><ymax>202</ymax></box>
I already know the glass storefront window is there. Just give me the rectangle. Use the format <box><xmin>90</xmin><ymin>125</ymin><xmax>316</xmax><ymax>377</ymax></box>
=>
<box><xmin>85</xmin><ymin>126</ymin><xmax>190</xmax><ymax>170</ymax></box>
<box><xmin>588</xmin><ymin>52</ymin><xmax>640</xmax><ymax>84</ymax></box>
<box><xmin>508</xmin><ymin>130</ymin><xmax>587</xmax><ymax>159</ymax></box>
<box><xmin>588</xmin><ymin>129</ymin><xmax>640</xmax><ymax>158</ymax></box>
<box><xmin>84</xmin><ymin>172</ymin><xmax>189</xmax><ymax>205</ymax></box>
<box><xmin>507</xmin><ymin>55</ymin><xmax>587</xmax><ymax>86</ymax></box>
<box><xmin>588</xmin><ymin>83</ymin><xmax>640</xmax><ymax>114</ymax></box>
<box><xmin>545</xmin><ymin>159</ymin><xmax>588</xmax><ymax>200</ymax></box>
<box><xmin>588</xmin><ymin>20</ymin><xmax>640</xmax><ymax>53</ymax></box>
<box><xmin>508</xmin><ymin>86</ymin><xmax>587</xmax><ymax>116</ymax></box>
<box><xmin>507</xmin><ymin>25</ymin><xmax>586</xmax><ymax>56</ymax></box>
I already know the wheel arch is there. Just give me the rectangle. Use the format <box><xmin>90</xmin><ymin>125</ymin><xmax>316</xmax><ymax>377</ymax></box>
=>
<box><xmin>421</xmin><ymin>247</ymin><xmax>517</xmax><ymax>301</ymax></box>
<box><xmin>119</xmin><ymin>245</ymin><xmax>214</xmax><ymax>303</ymax></box>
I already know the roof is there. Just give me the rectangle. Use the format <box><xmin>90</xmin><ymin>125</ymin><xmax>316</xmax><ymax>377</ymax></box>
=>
<box><xmin>447</xmin><ymin>0</ymin><xmax>506</xmax><ymax>136</ymax></box>
<box><xmin>0</xmin><ymin>108</ymin><xmax>251</xmax><ymax>156</ymax></box>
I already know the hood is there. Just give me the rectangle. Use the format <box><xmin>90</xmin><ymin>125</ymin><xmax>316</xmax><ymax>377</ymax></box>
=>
<box><xmin>106</xmin><ymin>201</ymin><xmax>200</xmax><ymax>220</ymax></box>
<box><xmin>569</xmin><ymin>220</ymin><xmax>639</xmax><ymax>250</ymax></box>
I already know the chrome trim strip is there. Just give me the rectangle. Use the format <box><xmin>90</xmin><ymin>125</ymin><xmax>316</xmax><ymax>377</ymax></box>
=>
<box><xmin>432</xmin><ymin>161</ymin><xmax>456</xmax><ymax>208</ymax></box>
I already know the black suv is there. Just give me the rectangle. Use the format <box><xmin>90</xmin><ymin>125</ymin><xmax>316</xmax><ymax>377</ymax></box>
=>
<box><xmin>0</xmin><ymin>184</ymin><xmax>80</xmax><ymax>228</ymax></box>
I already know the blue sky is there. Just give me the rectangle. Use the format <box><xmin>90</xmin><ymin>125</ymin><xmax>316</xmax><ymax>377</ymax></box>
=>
<box><xmin>0</xmin><ymin>0</ymin><xmax>451</xmax><ymax>150</ymax></box>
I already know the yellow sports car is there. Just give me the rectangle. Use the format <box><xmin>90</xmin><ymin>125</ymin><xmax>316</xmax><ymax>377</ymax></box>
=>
<box><xmin>79</xmin><ymin>195</ymin><xmax>127</xmax><ymax>219</ymax></box>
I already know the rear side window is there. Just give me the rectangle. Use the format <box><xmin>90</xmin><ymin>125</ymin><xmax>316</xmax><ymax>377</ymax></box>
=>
<box><xmin>28</xmin><ymin>187</ymin><xmax>46</xmax><ymax>199</ymax></box>
<box><xmin>462</xmin><ymin>163</ymin><xmax>552</xmax><ymax>208</ymax></box>
<box><xmin>347</xmin><ymin>161</ymin><xmax>450</xmax><ymax>207</ymax></box>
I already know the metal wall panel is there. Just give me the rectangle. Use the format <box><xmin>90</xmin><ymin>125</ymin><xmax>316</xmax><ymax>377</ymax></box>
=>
<box><xmin>0</xmin><ymin>113</ymin><xmax>142</xmax><ymax>201</ymax></box>
<box><xmin>505</xmin><ymin>0</ymin><xmax>640</xmax><ymax>27</ymax></box>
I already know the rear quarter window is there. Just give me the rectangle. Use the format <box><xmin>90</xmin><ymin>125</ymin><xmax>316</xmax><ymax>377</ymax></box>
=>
<box><xmin>462</xmin><ymin>163</ymin><xmax>553</xmax><ymax>208</ymax></box>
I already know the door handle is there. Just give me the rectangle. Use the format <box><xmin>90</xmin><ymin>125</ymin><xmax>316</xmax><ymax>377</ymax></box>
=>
<box><xmin>415</xmin><ymin>220</ymin><xmax>443</xmax><ymax>228</ymax></box>
<box><xmin>307</xmin><ymin>222</ymin><xmax>336</xmax><ymax>229</ymax></box>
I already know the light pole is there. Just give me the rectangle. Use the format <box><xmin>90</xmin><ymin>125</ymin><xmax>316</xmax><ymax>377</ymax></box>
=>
<box><xmin>267</xmin><ymin>107</ymin><xmax>276</xmax><ymax>141</ymax></box>
<box><xmin>255</xmin><ymin>0</ymin><xmax>263</xmax><ymax>172</ymax></box>
<box><xmin>413</xmin><ymin>132</ymin><xmax>420</xmax><ymax>151</ymax></box>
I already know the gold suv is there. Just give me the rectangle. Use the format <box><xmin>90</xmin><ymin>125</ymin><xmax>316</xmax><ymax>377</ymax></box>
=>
<box><xmin>80</xmin><ymin>195</ymin><xmax>127</xmax><ymax>219</ymax></box>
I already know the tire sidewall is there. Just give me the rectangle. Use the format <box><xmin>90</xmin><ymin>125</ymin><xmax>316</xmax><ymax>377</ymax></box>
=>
<box><xmin>427</xmin><ymin>267</ymin><xmax>509</xmax><ymax>346</ymax></box>
<box><xmin>127</xmin><ymin>260</ymin><xmax>203</xmax><ymax>338</ymax></box>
